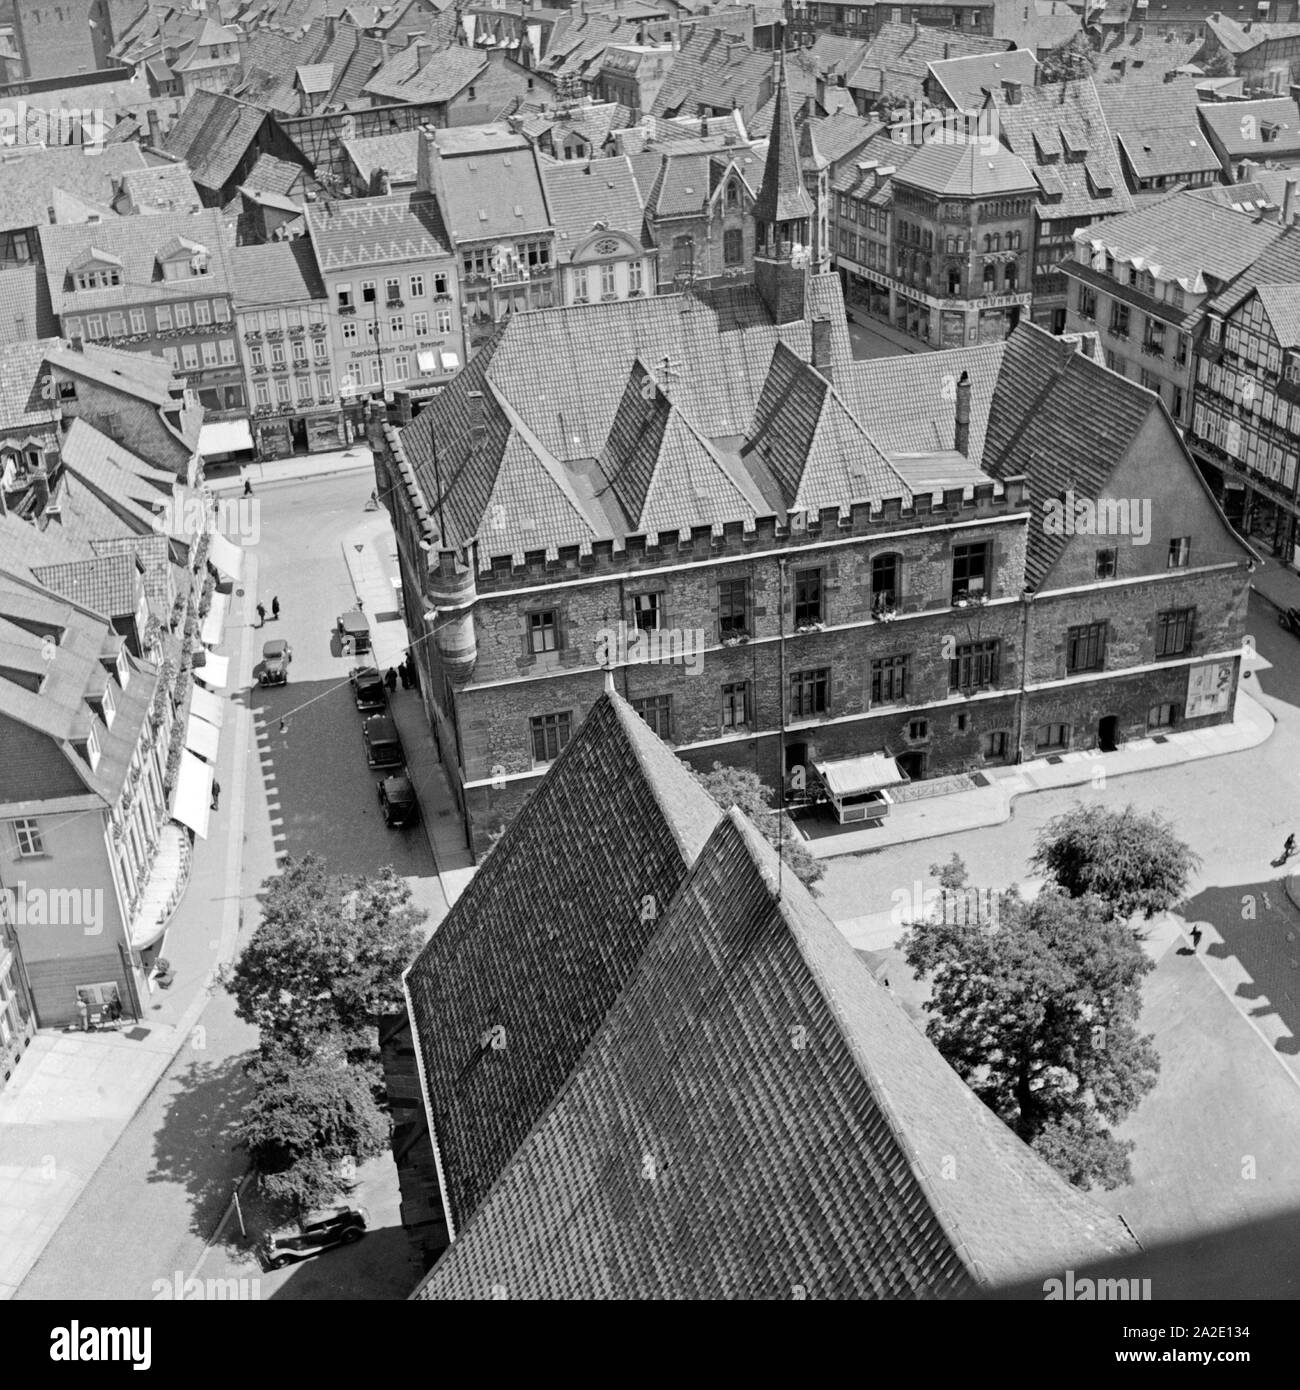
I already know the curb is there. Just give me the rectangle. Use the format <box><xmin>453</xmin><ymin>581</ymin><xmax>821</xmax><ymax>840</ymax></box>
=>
<box><xmin>207</xmin><ymin>460</ymin><xmax>374</xmax><ymax>494</ymax></box>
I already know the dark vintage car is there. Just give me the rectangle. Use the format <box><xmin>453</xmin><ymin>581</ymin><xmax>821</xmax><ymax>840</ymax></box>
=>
<box><xmin>349</xmin><ymin>665</ymin><xmax>387</xmax><ymax>713</ymax></box>
<box><xmin>337</xmin><ymin>609</ymin><xmax>371</xmax><ymax>655</ymax></box>
<box><xmin>260</xmin><ymin>1206</ymin><xmax>369</xmax><ymax>1270</ymax></box>
<box><xmin>260</xmin><ymin>638</ymin><xmax>292</xmax><ymax>686</ymax></box>
<box><xmin>362</xmin><ymin>713</ymin><xmax>403</xmax><ymax>767</ymax></box>
<box><xmin>378</xmin><ymin>772</ymin><xmax>418</xmax><ymax>826</ymax></box>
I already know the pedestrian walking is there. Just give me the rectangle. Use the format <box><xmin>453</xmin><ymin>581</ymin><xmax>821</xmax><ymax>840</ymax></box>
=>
<box><xmin>256</xmin><ymin>602</ymin><xmax>266</xmax><ymax>626</ymax></box>
<box><xmin>400</xmin><ymin>655</ymin><xmax>412</xmax><ymax>689</ymax></box>
<box><xmin>1284</xmin><ymin>833</ymin><xmax>1297</xmax><ymax>862</ymax></box>
<box><xmin>271</xmin><ymin>596</ymin><xmax>280</xmax><ymax>621</ymax></box>
<box><xmin>243</xmin><ymin>477</ymin><xmax>253</xmax><ymax>498</ymax></box>
<box><xmin>385</xmin><ymin>666</ymin><xmax>398</xmax><ymax>693</ymax></box>
<box><xmin>211</xmin><ymin>779</ymin><xmax>221</xmax><ymax>811</ymax></box>
<box><xmin>1190</xmin><ymin>924</ymin><xmax>1203</xmax><ymax>952</ymax></box>
<box><xmin>76</xmin><ymin>997</ymin><xmax>89</xmax><ymax>1032</ymax></box>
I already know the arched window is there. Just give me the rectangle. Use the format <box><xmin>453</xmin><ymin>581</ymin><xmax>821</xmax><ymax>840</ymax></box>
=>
<box><xmin>726</xmin><ymin>179</ymin><xmax>740</xmax><ymax>210</ymax></box>
<box><xmin>1005</xmin><ymin>261</ymin><xmax>1018</xmax><ymax>291</ymax></box>
<box><xmin>984</xmin><ymin>234</ymin><xmax>993</xmax><ymax>252</ymax></box>
<box><xmin>990</xmin><ymin>233</ymin><xmax>1000</xmax><ymax>252</ymax></box>
<box><xmin>983</xmin><ymin>262</ymin><xmax>996</xmax><ymax>292</ymax></box>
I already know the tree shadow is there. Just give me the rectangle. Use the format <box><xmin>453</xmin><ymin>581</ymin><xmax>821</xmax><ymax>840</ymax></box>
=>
<box><xmin>1181</xmin><ymin>878</ymin><xmax>1300</xmax><ymax>1056</ymax></box>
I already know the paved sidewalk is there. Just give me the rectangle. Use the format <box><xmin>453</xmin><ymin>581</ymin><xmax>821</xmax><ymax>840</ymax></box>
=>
<box><xmin>804</xmin><ymin>679</ymin><xmax>1274</xmax><ymax>861</ymax></box>
<box><xmin>205</xmin><ymin>444</ymin><xmax>374</xmax><ymax>494</ymax></box>
<box><xmin>0</xmin><ymin>553</ymin><xmax>259</xmax><ymax>1299</ymax></box>
<box><xmin>1249</xmin><ymin>552</ymin><xmax>1300</xmax><ymax>616</ymax></box>
<box><xmin>341</xmin><ymin>516</ymin><xmax>477</xmax><ymax>909</ymax></box>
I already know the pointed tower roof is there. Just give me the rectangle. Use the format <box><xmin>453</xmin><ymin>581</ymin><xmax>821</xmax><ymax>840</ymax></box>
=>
<box><xmin>753</xmin><ymin>45</ymin><xmax>814</xmax><ymax>224</ymax></box>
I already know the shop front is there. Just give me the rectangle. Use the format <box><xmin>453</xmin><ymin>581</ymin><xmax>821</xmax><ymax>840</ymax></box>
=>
<box><xmin>0</xmin><ymin>939</ymin><xmax>36</xmax><ymax>1088</ymax></box>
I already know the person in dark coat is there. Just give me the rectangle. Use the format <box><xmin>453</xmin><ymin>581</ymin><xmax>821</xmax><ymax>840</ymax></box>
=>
<box><xmin>243</xmin><ymin>478</ymin><xmax>253</xmax><ymax>497</ymax></box>
<box><xmin>256</xmin><ymin>602</ymin><xmax>266</xmax><ymax>626</ymax></box>
<box><xmin>385</xmin><ymin>667</ymin><xmax>398</xmax><ymax>693</ymax></box>
<box><xmin>399</xmin><ymin>654</ymin><xmax>412</xmax><ymax>689</ymax></box>
<box><xmin>271</xmin><ymin>596</ymin><xmax>280</xmax><ymax>621</ymax></box>
<box><xmin>1190</xmin><ymin>924</ymin><xmax>1203</xmax><ymax>952</ymax></box>
<box><xmin>211</xmin><ymin>779</ymin><xmax>221</xmax><ymax>811</ymax></box>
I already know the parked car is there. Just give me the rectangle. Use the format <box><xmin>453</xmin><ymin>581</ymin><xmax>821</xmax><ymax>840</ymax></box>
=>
<box><xmin>378</xmin><ymin>772</ymin><xmax>418</xmax><ymax>826</ymax></box>
<box><xmin>260</xmin><ymin>638</ymin><xmax>292</xmax><ymax>686</ymax></box>
<box><xmin>349</xmin><ymin>665</ymin><xmax>387</xmax><ymax>712</ymax></box>
<box><xmin>260</xmin><ymin>1206</ymin><xmax>369</xmax><ymax>1270</ymax></box>
<box><xmin>362</xmin><ymin>713</ymin><xmax>403</xmax><ymax>767</ymax></box>
<box><xmin>337</xmin><ymin>609</ymin><xmax>370</xmax><ymax>655</ymax></box>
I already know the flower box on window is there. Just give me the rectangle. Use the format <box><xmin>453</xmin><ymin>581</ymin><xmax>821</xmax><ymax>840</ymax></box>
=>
<box><xmin>309</xmin><ymin>322</ymin><xmax>327</xmax><ymax>334</ymax></box>
<box><xmin>721</xmin><ymin>631</ymin><xmax>750</xmax><ymax>646</ymax></box>
<box><xmin>265</xmin><ymin>328</ymin><xmax>284</xmax><ymax>340</ymax></box>
<box><xmin>288</xmin><ymin>325</ymin><xmax>305</xmax><ymax>337</ymax></box>
<box><xmin>244</xmin><ymin>330</ymin><xmax>262</xmax><ymax>342</ymax></box>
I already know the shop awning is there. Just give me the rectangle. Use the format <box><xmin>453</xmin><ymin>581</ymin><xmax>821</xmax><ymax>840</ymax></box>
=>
<box><xmin>200</xmin><ymin>591</ymin><xmax>228</xmax><ymax>647</ymax></box>
<box><xmin>207</xmin><ymin>530</ymin><xmax>244</xmax><ymax>580</ymax></box>
<box><xmin>184</xmin><ymin>711</ymin><xmax>220</xmax><ymax>762</ymax></box>
<box><xmin>194</xmin><ymin>651</ymin><xmax>229</xmax><ymax>689</ymax></box>
<box><xmin>417</xmin><ymin>349</ymin><xmax>437</xmax><ymax>374</ymax></box>
<box><xmin>172</xmin><ymin>750</ymin><xmax>213</xmax><ymax>839</ymax></box>
<box><xmin>816</xmin><ymin>754</ymin><xmax>905</xmax><ymax>799</ymax></box>
<box><xmin>439</xmin><ymin>350</ymin><xmax>460</xmax><ymax>372</ymax></box>
<box><xmin>189</xmin><ymin>682</ymin><xmax>225</xmax><ymax>728</ymax></box>
<box><xmin>199</xmin><ymin>419</ymin><xmax>254</xmax><ymax>457</ymax></box>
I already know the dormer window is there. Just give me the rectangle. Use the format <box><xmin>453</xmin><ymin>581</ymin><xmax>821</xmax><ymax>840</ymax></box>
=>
<box><xmin>84</xmin><ymin>726</ymin><xmax>101</xmax><ymax>770</ymax></box>
<box><xmin>116</xmin><ymin>650</ymin><xmax>129</xmax><ymax>687</ymax></box>
<box><xmin>100</xmin><ymin>683</ymin><xmax>115</xmax><ymax>727</ymax></box>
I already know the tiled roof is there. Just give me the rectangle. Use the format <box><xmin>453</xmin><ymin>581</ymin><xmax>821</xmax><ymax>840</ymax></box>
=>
<box><xmin>830</xmin><ymin>129</ymin><xmax>923</xmax><ymax>196</ymax></box>
<box><xmin>1207</xmin><ymin>224</ymin><xmax>1300</xmax><ymax>325</ymax></box>
<box><xmin>745</xmin><ymin>52</ymin><xmax>822</xmax><ymax>142</ymax></box>
<box><xmin>414</xmin><ymin>802</ymin><xmax>1138</xmax><ymax>1300</ymax></box>
<box><xmin>239</xmin><ymin>152</ymin><xmax>314</xmax><ymax>200</ymax></box>
<box><xmin>297</xmin><ymin>62</ymin><xmax>335</xmax><ymax>93</ymax></box>
<box><xmin>0</xmin><ymin>144</ymin><xmax>148</xmax><ymax>236</ymax></box>
<box><xmin>847</xmin><ymin>22</ymin><xmax>1010</xmax><ymax>104</ymax></box>
<box><xmin>1191</xmin><ymin>172</ymin><xmax>1288</xmax><ymax>212</ymax></box>
<box><xmin>1204</xmin><ymin>14</ymin><xmax>1300</xmax><ymax>55</ymax></box>
<box><xmin>895</xmin><ymin>137</ymin><xmax>1036</xmax><ymax>198</ymax></box>
<box><xmin>231</xmin><ymin>238</ymin><xmax>327</xmax><ymax>308</ymax></box>
<box><xmin>426</xmin><ymin>136</ymin><xmax>550</xmax><ymax>243</ymax></box>
<box><xmin>397</xmin><ymin>277</ymin><xmax>854</xmax><ymax>554</ymax></box>
<box><xmin>986</xmin><ymin>79</ymin><xmax>1133</xmax><ymax>222</ymax></box>
<box><xmin>833</xmin><ymin>342</ymin><xmax>1007</xmax><ymax>462</ymax></box>
<box><xmin>982</xmin><ymin>323</ymin><xmax>1152</xmax><ymax>588</ymax></box>
<box><xmin>0</xmin><ymin>266</ymin><xmax>59</xmax><ymax>345</ymax></box>
<box><xmin>343</xmin><ymin>131</ymin><xmax>422</xmax><ymax>187</ymax></box>
<box><xmin>809</xmin><ymin>33</ymin><xmax>871</xmax><ymax>83</ymax></box>
<box><xmin>0</xmin><ymin>340</ymin><xmax>61</xmax><ymax>431</ymax></box>
<box><xmin>990</xmin><ymin>0</ymin><xmax>1080</xmax><ymax>51</ymax></box>
<box><xmin>1096</xmin><ymin>76</ymin><xmax>1220</xmax><ymax>181</ymax></box>
<box><xmin>651</xmin><ymin>29</ymin><xmax>775</xmax><ymax>121</ymax></box>
<box><xmin>806</xmin><ymin>112</ymin><xmax>882</xmax><ymax>167</ymax></box>
<box><xmin>116</xmin><ymin>164</ymin><xmax>205</xmax><ymax>216</ymax></box>
<box><xmin>1072</xmin><ymin>189</ymin><xmax>1282</xmax><ymax>292</ymax></box>
<box><xmin>304</xmin><ymin>192</ymin><xmax>451</xmax><ymax>271</ymax></box>
<box><xmin>363</xmin><ymin>43</ymin><xmax>486</xmax><ymax>103</ymax></box>
<box><xmin>402</xmin><ymin>691</ymin><xmax>722</xmax><ymax>1232</ymax></box>
<box><xmin>39</xmin><ymin>208</ymin><xmax>236</xmax><ymax>317</ymax></box>
<box><xmin>30</xmin><ymin>552</ymin><xmax>143</xmax><ymax>623</ymax></box>
<box><xmin>645</xmin><ymin>145</ymin><xmax>763</xmax><ymax>220</ymax></box>
<box><xmin>89</xmin><ymin>532</ymin><xmax>175</xmax><ymax>608</ymax></box>
<box><xmin>46</xmin><ymin>340</ymin><xmax>185</xmax><ymax>408</ymax></box>
<box><xmin>161</xmin><ymin>90</ymin><xmax>270</xmax><ymax>191</ymax></box>
<box><xmin>57</xmin><ymin>418</ymin><xmax>177</xmax><ymax>534</ymax></box>
<box><xmin>926</xmin><ymin>48</ymin><xmax>1039</xmax><ymax>114</ymax></box>
<box><xmin>743</xmin><ymin>341</ymin><xmax>913</xmax><ymax>513</ymax></box>
<box><xmin>1256</xmin><ymin>283</ymin><xmax>1300</xmax><ymax>349</ymax></box>
<box><xmin>1198</xmin><ymin>97</ymin><xmax>1300</xmax><ymax>159</ymax></box>
<box><xmin>541</xmin><ymin>156</ymin><xmax>645</xmax><ymax>260</ymax></box>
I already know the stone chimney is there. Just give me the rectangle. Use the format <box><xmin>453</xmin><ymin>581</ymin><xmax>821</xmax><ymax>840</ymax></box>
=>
<box><xmin>70</xmin><ymin>334</ymin><xmax>84</xmax><ymax>352</ymax></box>
<box><xmin>811</xmin><ymin>316</ymin><xmax>832</xmax><ymax>379</ymax></box>
<box><xmin>417</xmin><ymin>40</ymin><xmax>433</xmax><ymax>69</ymax></box>
<box><xmin>1163</xmin><ymin>70</ymin><xmax>1177</xmax><ymax>83</ymax></box>
<box><xmin>1285</xmin><ymin>177</ymin><xmax>1297</xmax><ymax>225</ymax></box>
<box><xmin>468</xmin><ymin>390</ymin><xmax>486</xmax><ymax>443</ymax></box>
<box><xmin>955</xmin><ymin>371</ymin><xmax>971</xmax><ymax>456</ymax></box>
<box><xmin>1239</xmin><ymin>158</ymin><xmax>1256</xmax><ymax>183</ymax></box>
<box><xmin>146</xmin><ymin>108</ymin><xmax>161</xmax><ymax>146</ymax></box>
<box><xmin>1003</xmin><ymin>80</ymin><xmax>1022</xmax><ymax>104</ymax></box>
<box><xmin>416</xmin><ymin>126</ymin><xmax>440</xmax><ymax>195</ymax></box>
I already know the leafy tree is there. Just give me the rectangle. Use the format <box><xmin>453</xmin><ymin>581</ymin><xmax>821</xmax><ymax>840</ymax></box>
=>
<box><xmin>930</xmin><ymin>852</ymin><xmax>969</xmax><ymax>891</ymax></box>
<box><xmin>696</xmin><ymin>762</ymin><xmax>823</xmax><ymax>887</ymax></box>
<box><xmin>234</xmin><ymin>1039</ymin><xmax>389</xmax><ymax>1215</ymax></box>
<box><xmin>225</xmin><ymin>855</ymin><xmax>425</xmax><ymax>1057</ymax></box>
<box><xmin>1203</xmin><ymin>50</ymin><xmax>1236</xmax><ymax>78</ymax></box>
<box><xmin>1040</xmin><ymin>36</ymin><xmax>1098</xmax><ymax>83</ymax></box>
<box><xmin>903</xmin><ymin>885</ymin><xmax>1158</xmax><ymax>1190</ymax></box>
<box><xmin>1030</xmin><ymin>803</ymin><xmax>1200</xmax><ymax>921</ymax></box>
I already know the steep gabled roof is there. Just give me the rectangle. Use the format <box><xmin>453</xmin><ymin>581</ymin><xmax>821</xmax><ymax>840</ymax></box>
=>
<box><xmin>364</xmin><ymin>43</ymin><xmax>487</xmax><ymax>103</ymax></box>
<box><xmin>894</xmin><ymin>137</ymin><xmax>1036</xmax><ymax>199</ymax></box>
<box><xmin>414</xmin><ymin>806</ymin><xmax>1138</xmax><ymax>1300</ymax></box>
<box><xmin>402</xmin><ymin>691</ymin><xmax>722</xmax><ymax>1234</ymax></box>
<box><xmin>1198</xmin><ymin>97</ymin><xmax>1300</xmax><ymax>159</ymax></box>
<box><xmin>541</xmin><ymin>155</ymin><xmax>645</xmax><ymax>260</ymax></box>
<box><xmin>161</xmin><ymin>90</ymin><xmax>271</xmax><ymax>191</ymax></box>
<box><xmin>753</xmin><ymin>48</ymin><xmax>814</xmax><ymax>225</ymax></box>
<box><xmin>926</xmin><ymin>47</ymin><xmax>1039</xmax><ymax>114</ymax></box>
<box><xmin>1205</xmin><ymin>222</ymin><xmax>1300</xmax><ymax>321</ymax></box>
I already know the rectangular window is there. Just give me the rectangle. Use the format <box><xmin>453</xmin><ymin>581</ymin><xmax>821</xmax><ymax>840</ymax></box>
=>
<box><xmin>1167</xmin><ymin>536</ymin><xmax>1191</xmax><ymax>568</ymax></box>
<box><xmin>174</xmin><ymin>303</ymin><xmax>192</xmax><ymax>328</ymax></box>
<box><xmin>389</xmin><ymin>315</ymin><xmax>404</xmax><ymax>338</ymax></box>
<box><xmin>277</xmin><ymin>378</ymin><xmax>293</xmax><ymax>404</ymax></box>
<box><xmin>200</xmin><ymin>340</ymin><xmax>217</xmax><ymax>367</ymax></box>
<box><xmin>631</xmin><ymin>694</ymin><xmax>672</xmax><ymax>740</ymax></box>
<box><xmin>600</xmin><ymin>263</ymin><xmax>617</xmax><ymax>297</ymax></box>
<box><xmin>530</xmin><ymin>711</ymin><xmax>571</xmax><ymax>763</ymax></box>
<box><xmin>313</xmin><ymin>335</ymin><xmax>329</xmax><ymax>360</ymax></box>
<box><xmin>1035</xmin><ymin>722</ymin><xmax>1070</xmax><ymax>750</ymax></box>
<box><xmin>1066</xmin><ymin>621</ymin><xmax>1106</xmax><ymax>673</ymax></box>
<box><xmin>951</xmin><ymin>541</ymin><xmax>990</xmax><ymax>602</ymax></box>
<box><xmin>389</xmin><ymin>353</ymin><xmax>406</xmax><ymax>380</ymax></box>
<box><xmin>436</xmin><ymin>309</ymin><xmax>452</xmax><ymax>334</ymax></box>
<box><xmin>950</xmin><ymin>640</ymin><xmax>999</xmax><ymax>691</ymax></box>
<box><xmin>1148</xmin><ymin>702</ymin><xmax>1178</xmax><ymax>729</ymax></box>
<box><xmin>87</xmin><ymin>314</ymin><xmax>103</xmax><ymax>338</ymax></box>
<box><xmin>386</xmin><ymin>277</ymin><xmax>401</xmax><ymax>304</ymax></box>
<box><xmin>1109</xmin><ymin>302</ymin><xmax>1130</xmax><ymax>338</ymax></box>
<box><xmin>434</xmin><ymin>272</ymin><xmax>448</xmax><ymax>295</ymax></box>
<box><xmin>630</xmin><ymin>259</ymin><xmax>643</xmax><ymax>293</ymax></box>
<box><xmin>129</xmin><ymin>308</ymin><xmax>147</xmax><ymax>333</ymax></box>
<box><xmin>255</xmin><ymin>380</ymin><xmax>271</xmax><ymax>406</ymax></box>
<box><xmin>317</xmin><ymin>372</ymin><xmax>332</xmax><ymax>398</ymax></box>
<box><xmin>218</xmin><ymin>338</ymin><xmax>234</xmax><ymax>365</ymax></box>
<box><xmin>409</xmin><ymin>274</ymin><xmax>424</xmax><ymax>298</ymax></box>
<box><xmin>370</xmin><ymin>359</ymin><xmax>382</xmax><ymax>386</ymax></box>
<box><xmin>162</xmin><ymin>346</ymin><xmax>179</xmax><ymax>368</ymax></box>
<box><xmin>292</xmin><ymin>340</ymin><xmax>308</xmax><ymax>365</ymax></box>
<box><xmin>181</xmin><ymin>343</ymin><xmax>199</xmax><ymax>369</ymax></box>
<box><xmin>12</xmin><ymin>818</ymin><xmax>43</xmax><ymax>856</ymax></box>
<box><xmin>107</xmin><ymin>311</ymin><xmax>125</xmax><ymax>337</ymax></box>
<box><xmin>908</xmin><ymin>718</ymin><xmax>929</xmax><ymax>741</ymax></box>
<box><xmin>213</xmin><ymin>299</ymin><xmax>230</xmax><ymax>322</ymax></box>
<box><xmin>633</xmin><ymin>592</ymin><xmax>662</xmax><ymax>631</ymax></box>
<box><xmin>1156</xmin><ymin>607</ymin><xmax>1194</xmax><ymax>657</ymax></box>
<box><xmin>337</xmin><ymin>283</ymin><xmax>353</xmax><ymax>309</ymax></box>
<box><xmin>790</xmin><ymin>667</ymin><xmax>830</xmax><ymax>718</ymax></box>
<box><xmin>981</xmin><ymin>730</ymin><xmax>1007</xmax><ymax>759</ymax></box>
<box><xmin>718</xmin><ymin>578</ymin><xmax>748</xmax><ymax>637</ymax></box>
<box><xmin>271</xmin><ymin>343</ymin><xmax>285</xmax><ymax>365</ymax></box>
<box><xmin>724</xmin><ymin>227</ymin><xmax>744</xmax><ymax>266</ymax></box>
<box><xmin>342</xmin><ymin>321</ymin><xmax>358</xmax><ymax>341</ymax></box>
<box><xmin>1095</xmin><ymin>547</ymin><xmax>1117</xmax><ymax>579</ymax></box>
<box><xmin>528</xmin><ymin>609</ymin><xmax>560</xmax><ymax>654</ymax></box>
<box><xmin>1077</xmin><ymin>285</ymin><xmax>1096</xmax><ymax>319</ymax></box>
<box><xmin>296</xmin><ymin>375</ymin><xmax>311</xmax><ymax>402</ymax></box>
<box><xmin>870</xmin><ymin>655</ymin><xmax>907</xmax><ymax>704</ymax></box>
<box><xmin>721</xmin><ymin>681</ymin><xmax>749</xmax><ymax>727</ymax></box>
<box><xmin>413</xmin><ymin>311</ymin><xmax>429</xmax><ymax>336</ymax></box>
<box><xmin>195</xmin><ymin>301</ymin><xmax>211</xmax><ymax>325</ymax></box>
<box><xmin>793</xmin><ymin>568</ymin><xmax>823</xmax><ymax>625</ymax></box>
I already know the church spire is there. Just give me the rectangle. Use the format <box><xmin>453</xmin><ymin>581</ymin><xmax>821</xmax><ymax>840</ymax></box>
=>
<box><xmin>754</xmin><ymin>43</ymin><xmax>814</xmax><ymax>226</ymax></box>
